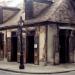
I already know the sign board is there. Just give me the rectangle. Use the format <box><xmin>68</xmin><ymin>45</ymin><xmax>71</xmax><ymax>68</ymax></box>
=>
<box><xmin>34</xmin><ymin>44</ymin><xmax>37</xmax><ymax>48</ymax></box>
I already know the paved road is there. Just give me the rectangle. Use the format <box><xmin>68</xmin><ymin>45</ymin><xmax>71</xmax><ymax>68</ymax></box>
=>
<box><xmin>0</xmin><ymin>70</ymin><xmax>75</xmax><ymax>75</ymax></box>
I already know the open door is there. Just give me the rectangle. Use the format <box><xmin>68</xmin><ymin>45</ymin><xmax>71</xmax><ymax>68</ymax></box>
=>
<box><xmin>11</xmin><ymin>31</ymin><xmax>17</xmax><ymax>62</ymax></box>
<box><xmin>59</xmin><ymin>29</ymin><xmax>71</xmax><ymax>63</ymax></box>
<box><xmin>26</xmin><ymin>31</ymin><xmax>35</xmax><ymax>63</ymax></box>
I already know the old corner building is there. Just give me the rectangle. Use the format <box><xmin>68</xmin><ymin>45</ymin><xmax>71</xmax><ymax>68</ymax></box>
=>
<box><xmin>0</xmin><ymin>0</ymin><xmax>75</xmax><ymax>65</ymax></box>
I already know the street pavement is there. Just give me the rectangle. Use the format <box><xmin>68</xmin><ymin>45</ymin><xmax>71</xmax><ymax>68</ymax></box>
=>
<box><xmin>1</xmin><ymin>61</ymin><xmax>75</xmax><ymax>74</ymax></box>
<box><xmin>0</xmin><ymin>70</ymin><xmax>75</xmax><ymax>75</ymax></box>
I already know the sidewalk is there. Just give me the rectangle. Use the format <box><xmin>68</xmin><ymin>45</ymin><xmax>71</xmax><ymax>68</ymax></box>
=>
<box><xmin>0</xmin><ymin>61</ymin><xmax>75</xmax><ymax>74</ymax></box>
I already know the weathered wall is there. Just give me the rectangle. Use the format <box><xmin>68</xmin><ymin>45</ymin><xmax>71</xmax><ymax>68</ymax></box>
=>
<box><xmin>39</xmin><ymin>26</ymin><xmax>46</xmax><ymax>64</ymax></box>
<box><xmin>0</xmin><ymin>29</ymin><xmax>26</xmax><ymax>63</ymax></box>
<box><xmin>33</xmin><ymin>1</ymin><xmax>49</xmax><ymax>17</ymax></box>
<box><xmin>6</xmin><ymin>29</ymin><xmax>18</xmax><ymax>61</ymax></box>
<box><xmin>47</xmin><ymin>25</ymin><xmax>58</xmax><ymax>64</ymax></box>
<box><xmin>6</xmin><ymin>30</ymin><xmax>11</xmax><ymax>61</ymax></box>
<box><xmin>69</xmin><ymin>30</ymin><xmax>75</xmax><ymax>63</ymax></box>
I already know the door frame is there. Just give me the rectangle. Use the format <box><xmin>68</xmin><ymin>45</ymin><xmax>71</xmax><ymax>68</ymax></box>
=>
<box><xmin>25</xmin><ymin>29</ymin><xmax>40</xmax><ymax>64</ymax></box>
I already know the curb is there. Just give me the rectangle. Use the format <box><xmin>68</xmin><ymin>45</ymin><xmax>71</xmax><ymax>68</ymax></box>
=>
<box><xmin>0</xmin><ymin>68</ymin><xmax>75</xmax><ymax>74</ymax></box>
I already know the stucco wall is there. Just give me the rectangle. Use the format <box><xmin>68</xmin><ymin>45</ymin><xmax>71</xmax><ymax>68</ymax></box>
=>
<box><xmin>39</xmin><ymin>26</ymin><xmax>46</xmax><ymax>62</ymax></box>
<box><xmin>47</xmin><ymin>25</ymin><xmax>57</xmax><ymax>64</ymax></box>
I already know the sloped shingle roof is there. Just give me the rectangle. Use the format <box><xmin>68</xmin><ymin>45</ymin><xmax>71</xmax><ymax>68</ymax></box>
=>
<box><xmin>25</xmin><ymin>0</ymin><xmax>75</xmax><ymax>24</ymax></box>
<box><xmin>33</xmin><ymin>1</ymin><xmax>52</xmax><ymax>18</ymax></box>
<box><xmin>3</xmin><ymin>7</ymin><xmax>20</xmax><ymax>23</ymax></box>
<box><xmin>2</xmin><ymin>0</ymin><xmax>75</xmax><ymax>27</ymax></box>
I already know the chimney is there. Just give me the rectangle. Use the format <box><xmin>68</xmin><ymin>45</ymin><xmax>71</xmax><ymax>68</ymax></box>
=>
<box><xmin>24</xmin><ymin>0</ymin><xmax>33</xmax><ymax>20</ymax></box>
<box><xmin>0</xmin><ymin>7</ymin><xmax>3</xmax><ymax>24</ymax></box>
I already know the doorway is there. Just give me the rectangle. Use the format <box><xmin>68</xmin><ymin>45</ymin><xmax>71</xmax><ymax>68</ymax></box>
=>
<box><xmin>26</xmin><ymin>31</ymin><xmax>35</xmax><ymax>63</ymax></box>
<box><xmin>11</xmin><ymin>32</ymin><xmax>17</xmax><ymax>62</ymax></box>
<box><xmin>0</xmin><ymin>33</ymin><xmax>4</xmax><ymax>59</ymax></box>
<box><xmin>59</xmin><ymin>29</ymin><xmax>71</xmax><ymax>63</ymax></box>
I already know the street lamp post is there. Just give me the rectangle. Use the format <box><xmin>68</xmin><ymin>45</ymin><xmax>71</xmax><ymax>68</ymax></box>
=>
<box><xmin>18</xmin><ymin>16</ymin><xmax>24</xmax><ymax>69</ymax></box>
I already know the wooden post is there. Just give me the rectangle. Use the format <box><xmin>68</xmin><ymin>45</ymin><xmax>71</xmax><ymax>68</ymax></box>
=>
<box><xmin>34</xmin><ymin>26</ymin><xmax>39</xmax><ymax>65</ymax></box>
<box><xmin>4</xmin><ymin>31</ymin><xmax>6</xmax><ymax>60</ymax></box>
<box><xmin>7</xmin><ymin>31</ymin><xmax>11</xmax><ymax>61</ymax></box>
<box><xmin>53</xmin><ymin>24</ymin><xmax>59</xmax><ymax>65</ymax></box>
<box><xmin>69</xmin><ymin>31</ymin><xmax>75</xmax><ymax>63</ymax></box>
<box><xmin>6</xmin><ymin>30</ymin><xmax>7</xmax><ymax>58</ymax></box>
<box><xmin>45</xmin><ymin>25</ymin><xmax>48</xmax><ymax>65</ymax></box>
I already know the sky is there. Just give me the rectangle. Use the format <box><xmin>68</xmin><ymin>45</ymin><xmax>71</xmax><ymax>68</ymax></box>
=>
<box><xmin>0</xmin><ymin>0</ymin><xmax>23</xmax><ymax>8</ymax></box>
